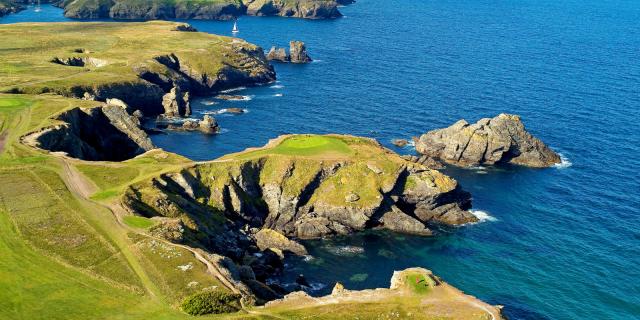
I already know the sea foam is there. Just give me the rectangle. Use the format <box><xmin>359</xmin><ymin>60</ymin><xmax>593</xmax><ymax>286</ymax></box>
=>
<box><xmin>554</xmin><ymin>153</ymin><xmax>573</xmax><ymax>169</ymax></box>
<box><xmin>470</xmin><ymin>210</ymin><xmax>498</xmax><ymax>223</ymax></box>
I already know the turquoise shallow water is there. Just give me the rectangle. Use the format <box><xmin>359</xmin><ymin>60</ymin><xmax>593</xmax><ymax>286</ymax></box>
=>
<box><xmin>3</xmin><ymin>1</ymin><xmax>640</xmax><ymax>319</ymax></box>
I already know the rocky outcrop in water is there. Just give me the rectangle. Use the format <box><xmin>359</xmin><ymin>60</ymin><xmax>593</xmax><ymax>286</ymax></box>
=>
<box><xmin>162</xmin><ymin>86</ymin><xmax>191</xmax><ymax>117</ymax></box>
<box><xmin>22</xmin><ymin>104</ymin><xmax>154</xmax><ymax>161</ymax></box>
<box><xmin>266</xmin><ymin>41</ymin><xmax>312</xmax><ymax>63</ymax></box>
<box><xmin>244</xmin><ymin>0</ymin><xmax>341</xmax><ymax>19</ymax></box>
<box><xmin>414</xmin><ymin>114</ymin><xmax>561</xmax><ymax>168</ymax></box>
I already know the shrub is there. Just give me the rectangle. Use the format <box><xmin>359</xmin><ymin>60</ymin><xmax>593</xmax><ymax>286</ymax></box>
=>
<box><xmin>180</xmin><ymin>290</ymin><xmax>241</xmax><ymax>316</ymax></box>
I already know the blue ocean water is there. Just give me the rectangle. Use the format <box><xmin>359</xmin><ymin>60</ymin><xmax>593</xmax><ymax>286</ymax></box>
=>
<box><xmin>3</xmin><ymin>1</ymin><xmax>640</xmax><ymax>319</ymax></box>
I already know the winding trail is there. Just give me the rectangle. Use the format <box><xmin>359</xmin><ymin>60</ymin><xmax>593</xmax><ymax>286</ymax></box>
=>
<box><xmin>59</xmin><ymin>158</ymin><xmax>240</xmax><ymax>294</ymax></box>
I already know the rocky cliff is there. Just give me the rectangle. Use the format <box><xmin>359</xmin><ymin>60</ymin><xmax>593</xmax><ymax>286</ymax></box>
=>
<box><xmin>123</xmin><ymin>135</ymin><xmax>476</xmax><ymax>243</ymax></box>
<box><xmin>244</xmin><ymin>0</ymin><xmax>341</xmax><ymax>19</ymax></box>
<box><xmin>22</xmin><ymin>103</ymin><xmax>154</xmax><ymax>161</ymax></box>
<box><xmin>414</xmin><ymin>114</ymin><xmax>561</xmax><ymax>168</ymax></box>
<box><xmin>0</xmin><ymin>22</ymin><xmax>275</xmax><ymax>117</ymax></box>
<box><xmin>60</xmin><ymin>0</ymin><xmax>343</xmax><ymax>20</ymax></box>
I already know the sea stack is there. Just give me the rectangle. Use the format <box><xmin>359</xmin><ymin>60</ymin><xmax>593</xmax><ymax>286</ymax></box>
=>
<box><xmin>266</xmin><ymin>41</ymin><xmax>312</xmax><ymax>63</ymax></box>
<box><xmin>289</xmin><ymin>41</ymin><xmax>312</xmax><ymax>63</ymax></box>
<box><xmin>414</xmin><ymin>114</ymin><xmax>561</xmax><ymax>168</ymax></box>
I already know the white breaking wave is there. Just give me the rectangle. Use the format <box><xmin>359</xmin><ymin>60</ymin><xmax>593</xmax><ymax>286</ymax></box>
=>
<box><xmin>302</xmin><ymin>255</ymin><xmax>314</xmax><ymax>262</ymax></box>
<box><xmin>554</xmin><ymin>153</ymin><xmax>573</xmax><ymax>169</ymax></box>
<box><xmin>202</xmin><ymin>100</ymin><xmax>218</xmax><ymax>106</ymax></box>
<box><xmin>309</xmin><ymin>283</ymin><xmax>326</xmax><ymax>291</ymax></box>
<box><xmin>270</xmin><ymin>84</ymin><xmax>284</xmax><ymax>89</ymax></box>
<box><xmin>470</xmin><ymin>210</ymin><xmax>498</xmax><ymax>223</ymax></box>
<box><xmin>219</xmin><ymin>86</ymin><xmax>246</xmax><ymax>93</ymax></box>
<box><xmin>273</xmin><ymin>93</ymin><xmax>283</xmax><ymax>97</ymax></box>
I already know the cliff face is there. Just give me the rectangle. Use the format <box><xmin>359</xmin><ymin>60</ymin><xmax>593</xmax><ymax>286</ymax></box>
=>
<box><xmin>60</xmin><ymin>0</ymin><xmax>343</xmax><ymax>20</ymax></box>
<box><xmin>0</xmin><ymin>22</ymin><xmax>275</xmax><ymax>117</ymax></box>
<box><xmin>244</xmin><ymin>0</ymin><xmax>341</xmax><ymax>19</ymax></box>
<box><xmin>22</xmin><ymin>104</ymin><xmax>154</xmax><ymax>161</ymax></box>
<box><xmin>414</xmin><ymin>114</ymin><xmax>561</xmax><ymax>168</ymax></box>
<box><xmin>123</xmin><ymin>135</ymin><xmax>476</xmax><ymax>243</ymax></box>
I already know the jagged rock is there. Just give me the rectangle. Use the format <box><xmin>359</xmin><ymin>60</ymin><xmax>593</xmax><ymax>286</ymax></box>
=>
<box><xmin>182</xmin><ymin>120</ymin><xmax>199</xmax><ymax>130</ymax></box>
<box><xmin>392</xmin><ymin>139</ymin><xmax>408</xmax><ymax>147</ymax></box>
<box><xmin>244</xmin><ymin>0</ymin><xmax>342</xmax><ymax>19</ymax></box>
<box><xmin>414</xmin><ymin>114</ymin><xmax>561</xmax><ymax>167</ymax></box>
<box><xmin>266</xmin><ymin>41</ymin><xmax>312</xmax><ymax>63</ymax></box>
<box><xmin>254</xmin><ymin>228</ymin><xmax>307</xmax><ymax>255</ymax></box>
<box><xmin>82</xmin><ymin>92</ymin><xmax>96</xmax><ymax>101</ymax></box>
<box><xmin>148</xmin><ymin>217</ymin><xmax>187</xmax><ymax>242</ymax></box>
<box><xmin>400</xmin><ymin>170</ymin><xmax>477</xmax><ymax>225</ymax></box>
<box><xmin>289</xmin><ymin>41</ymin><xmax>312</xmax><ymax>63</ymax></box>
<box><xmin>199</xmin><ymin>115</ymin><xmax>219</xmax><ymax>134</ymax></box>
<box><xmin>174</xmin><ymin>23</ymin><xmax>197</xmax><ymax>32</ymax></box>
<box><xmin>162</xmin><ymin>86</ymin><xmax>191</xmax><ymax>117</ymax></box>
<box><xmin>132</xmin><ymin>110</ymin><xmax>144</xmax><ymax>118</ymax></box>
<box><xmin>106</xmin><ymin>98</ymin><xmax>129</xmax><ymax>110</ymax></box>
<box><xmin>266</xmin><ymin>46</ymin><xmax>289</xmax><ymax>62</ymax></box>
<box><xmin>23</xmin><ymin>105</ymin><xmax>155</xmax><ymax>161</ymax></box>
<box><xmin>380</xmin><ymin>205</ymin><xmax>432</xmax><ymax>236</ymax></box>
<box><xmin>331</xmin><ymin>282</ymin><xmax>346</xmax><ymax>295</ymax></box>
<box><xmin>216</xmin><ymin>94</ymin><xmax>246</xmax><ymax>101</ymax></box>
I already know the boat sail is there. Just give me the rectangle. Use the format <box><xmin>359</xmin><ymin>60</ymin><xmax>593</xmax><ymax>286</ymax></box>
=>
<box><xmin>232</xmin><ymin>19</ymin><xmax>239</xmax><ymax>34</ymax></box>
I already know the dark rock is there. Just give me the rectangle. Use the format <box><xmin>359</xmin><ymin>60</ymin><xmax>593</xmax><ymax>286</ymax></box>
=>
<box><xmin>23</xmin><ymin>105</ymin><xmax>154</xmax><ymax>161</ymax></box>
<box><xmin>254</xmin><ymin>228</ymin><xmax>307</xmax><ymax>255</ymax></box>
<box><xmin>414</xmin><ymin>114</ymin><xmax>561</xmax><ymax>167</ymax></box>
<box><xmin>296</xmin><ymin>274</ymin><xmax>311</xmax><ymax>287</ymax></box>
<box><xmin>174</xmin><ymin>23</ymin><xmax>197</xmax><ymax>32</ymax></box>
<box><xmin>225</xmin><ymin>107</ymin><xmax>245</xmax><ymax>114</ymax></box>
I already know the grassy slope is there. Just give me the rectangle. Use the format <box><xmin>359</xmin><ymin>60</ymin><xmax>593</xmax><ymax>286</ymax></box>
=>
<box><xmin>0</xmin><ymin>21</ymin><xmax>256</xmax><ymax>95</ymax></box>
<box><xmin>0</xmin><ymin>94</ymin><xmax>234</xmax><ymax>319</ymax></box>
<box><xmin>0</xmin><ymin>93</ymin><xmax>500</xmax><ymax>319</ymax></box>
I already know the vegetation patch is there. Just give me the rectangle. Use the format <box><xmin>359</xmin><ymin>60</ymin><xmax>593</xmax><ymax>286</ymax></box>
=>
<box><xmin>406</xmin><ymin>272</ymin><xmax>435</xmax><ymax>295</ymax></box>
<box><xmin>180</xmin><ymin>290</ymin><xmax>241</xmax><ymax>316</ymax></box>
<box><xmin>123</xmin><ymin>215</ymin><xmax>155</xmax><ymax>229</ymax></box>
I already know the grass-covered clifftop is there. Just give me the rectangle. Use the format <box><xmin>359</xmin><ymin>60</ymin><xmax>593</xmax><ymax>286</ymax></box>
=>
<box><xmin>0</xmin><ymin>21</ymin><xmax>275</xmax><ymax>115</ymax></box>
<box><xmin>0</xmin><ymin>93</ymin><xmax>503</xmax><ymax>319</ymax></box>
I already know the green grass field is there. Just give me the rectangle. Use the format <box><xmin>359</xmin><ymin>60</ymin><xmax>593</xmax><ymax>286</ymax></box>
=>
<box><xmin>124</xmin><ymin>216</ymin><xmax>156</xmax><ymax>229</ymax></box>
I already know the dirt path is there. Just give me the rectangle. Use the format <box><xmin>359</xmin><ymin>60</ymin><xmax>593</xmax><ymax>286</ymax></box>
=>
<box><xmin>59</xmin><ymin>158</ymin><xmax>241</xmax><ymax>296</ymax></box>
<box><xmin>0</xmin><ymin>131</ymin><xmax>8</xmax><ymax>154</ymax></box>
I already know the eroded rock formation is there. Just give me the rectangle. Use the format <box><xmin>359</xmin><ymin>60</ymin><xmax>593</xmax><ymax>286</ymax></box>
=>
<box><xmin>22</xmin><ymin>104</ymin><xmax>154</xmax><ymax>161</ymax></box>
<box><xmin>414</xmin><ymin>114</ymin><xmax>561</xmax><ymax>167</ymax></box>
<box><xmin>266</xmin><ymin>41</ymin><xmax>312</xmax><ymax>63</ymax></box>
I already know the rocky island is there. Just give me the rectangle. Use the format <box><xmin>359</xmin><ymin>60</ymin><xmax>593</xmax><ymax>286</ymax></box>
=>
<box><xmin>414</xmin><ymin>113</ymin><xmax>561</xmax><ymax>167</ymax></box>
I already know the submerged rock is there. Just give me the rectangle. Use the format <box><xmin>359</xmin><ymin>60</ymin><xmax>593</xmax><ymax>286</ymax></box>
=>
<box><xmin>414</xmin><ymin>114</ymin><xmax>561</xmax><ymax>167</ymax></box>
<box><xmin>392</xmin><ymin>139</ymin><xmax>408</xmax><ymax>147</ymax></box>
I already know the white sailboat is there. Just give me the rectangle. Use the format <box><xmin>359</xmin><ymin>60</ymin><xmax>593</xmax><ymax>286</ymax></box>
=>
<box><xmin>232</xmin><ymin>19</ymin><xmax>239</xmax><ymax>34</ymax></box>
